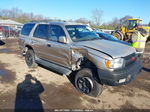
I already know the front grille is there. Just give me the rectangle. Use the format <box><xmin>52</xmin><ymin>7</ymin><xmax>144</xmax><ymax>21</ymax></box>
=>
<box><xmin>123</xmin><ymin>53</ymin><xmax>137</xmax><ymax>66</ymax></box>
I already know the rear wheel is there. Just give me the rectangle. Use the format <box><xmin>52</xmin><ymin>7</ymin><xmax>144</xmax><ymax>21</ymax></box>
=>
<box><xmin>25</xmin><ymin>49</ymin><xmax>37</xmax><ymax>68</ymax></box>
<box><xmin>75</xmin><ymin>68</ymin><xmax>103</xmax><ymax>97</ymax></box>
<box><xmin>112</xmin><ymin>31</ymin><xmax>124</xmax><ymax>40</ymax></box>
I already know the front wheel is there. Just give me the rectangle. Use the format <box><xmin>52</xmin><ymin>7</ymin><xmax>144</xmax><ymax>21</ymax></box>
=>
<box><xmin>75</xmin><ymin>68</ymin><xmax>103</xmax><ymax>97</ymax></box>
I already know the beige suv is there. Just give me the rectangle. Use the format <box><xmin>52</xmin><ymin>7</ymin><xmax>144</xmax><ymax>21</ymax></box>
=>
<box><xmin>19</xmin><ymin>22</ymin><xmax>142</xmax><ymax>97</ymax></box>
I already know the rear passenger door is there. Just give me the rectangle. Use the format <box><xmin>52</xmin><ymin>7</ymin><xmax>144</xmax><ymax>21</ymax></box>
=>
<box><xmin>45</xmin><ymin>25</ymin><xmax>71</xmax><ymax>68</ymax></box>
<box><xmin>31</xmin><ymin>24</ymin><xmax>49</xmax><ymax>59</ymax></box>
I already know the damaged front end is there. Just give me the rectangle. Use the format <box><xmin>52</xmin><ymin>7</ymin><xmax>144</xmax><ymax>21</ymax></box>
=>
<box><xmin>71</xmin><ymin>47</ymin><xmax>88</xmax><ymax>71</ymax></box>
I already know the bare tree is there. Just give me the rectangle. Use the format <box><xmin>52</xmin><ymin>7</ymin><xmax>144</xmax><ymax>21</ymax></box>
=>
<box><xmin>108</xmin><ymin>17</ymin><xmax>120</xmax><ymax>27</ymax></box>
<box><xmin>0</xmin><ymin>9</ymin><xmax>9</xmax><ymax>17</ymax></box>
<box><xmin>75</xmin><ymin>18</ymin><xmax>92</xmax><ymax>25</ymax></box>
<box><xmin>34</xmin><ymin>14</ymin><xmax>44</xmax><ymax>20</ymax></box>
<box><xmin>9</xmin><ymin>8</ymin><xmax>21</xmax><ymax>18</ymax></box>
<box><xmin>120</xmin><ymin>15</ymin><xmax>133</xmax><ymax>24</ymax></box>
<box><xmin>28</xmin><ymin>13</ymin><xmax>34</xmax><ymax>20</ymax></box>
<box><xmin>92</xmin><ymin>9</ymin><xmax>103</xmax><ymax>26</ymax></box>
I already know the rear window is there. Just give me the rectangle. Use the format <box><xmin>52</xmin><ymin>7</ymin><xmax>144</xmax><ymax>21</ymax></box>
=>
<box><xmin>21</xmin><ymin>23</ymin><xmax>35</xmax><ymax>36</ymax></box>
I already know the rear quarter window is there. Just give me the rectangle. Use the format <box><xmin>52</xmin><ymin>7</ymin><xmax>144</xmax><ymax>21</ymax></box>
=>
<box><xmin>21</xmin><ymin>23</ymin><xmax>35</xmax><ymax>36</ymax></box>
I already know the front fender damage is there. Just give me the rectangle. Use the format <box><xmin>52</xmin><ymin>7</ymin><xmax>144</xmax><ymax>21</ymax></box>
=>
<box><xmin>71</xmin><ymin>48</ymin><xmax>88</xmax><ymax>71</ymax></box>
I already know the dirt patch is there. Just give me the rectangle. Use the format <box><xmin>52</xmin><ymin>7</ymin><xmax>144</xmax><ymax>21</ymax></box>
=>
<box><xmin>108</xmin><ymin>75</ymin><xmax>150</xmax><ymax>96</ymax></box>
<box><xmin>86</xmin><ymin>98</ymin><xmax>100</xmax><ymax>104</ymax></box>
<box><xmin>116</xmin><ymin>101</ymin><xmax>148</xmax><ymax>112</ymax></box>
<box><xmin>0</xmin><ymin>47</ymin><xmax>21</xmax><ymax>55</ymax></box>
<box><xmin>109</xmin><ymin>101</ymin><xmax>149</xmax><ymax>112</ymax></box>
<box><xmin>107</xmin><ymin>59</ymin><xmax>150</xmax><ymax>95</ymax></box>
<box><xmin>0</xmin><ymin>69</ymin><xmax>16</xmax><ymax>83</ymax></box>
<box><xmin>142</xmin><ymin>57</ymin><xmax>150</xmax><ymax>64</ymax></box>
<box><xmin>42</xmin><ymin>82</ymin><xmax>85</xmax><ymax>109</ymax></box>
<box><xmin>128</xmin><ymin>80</ymin><xmax>150</xmax><ymax>93</ymax></box>
<box><xmin>3</xmin><ymin>38</ymin><xmax>18</xmax><ymax>46</ymax></box>
<box><xmin>107</xmin><ymin>85</ymin><xmax>135</xmax><ymax>97</ymax></box>
<box><xmin>145</xmin><ymin>48</ymin><xmax>150</xmax><ymax>53</ymax></box>
<box><xmin>115</xmin><ymin>101</ymin><xmax>140</xmax><ymax>112</ymax></box>
<box><xmin>0</xmin><ymin>48</ymin><xmax>12</xmax><ymax>53</ymax></box>
<box><xmin>145</xmin><ymin>43</ymin><xmax>150</xmax><ymax>52</ymax></box>
<box><xmin>28</xmin><ymin>69</ymin><xmax>36</xmax><ymax>72</ymax></box>
<box><xmin>0</xmin><ymin>38</ymin><xmax>21</xmax><ymax>55</ymax></box>
<box><xmin>0</xmin><ymin>92</ymin><xmax>16</xmax><ymax>110</ymax></box>
<box><xmin>0</xmin><ymin>61</ymin><xmax>16</xmax><ymax>83</ymax></box>
<box><xmin>121</xmin><ymin>101</ymin><xmax>137</xmax><ymax>109</ymax></box>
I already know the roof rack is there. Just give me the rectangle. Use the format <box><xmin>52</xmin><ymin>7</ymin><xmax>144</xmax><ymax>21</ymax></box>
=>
<box><xmin>30</xmin><ymin>19</ymin><xmax>67</xmax><ymax>23</ymax></box>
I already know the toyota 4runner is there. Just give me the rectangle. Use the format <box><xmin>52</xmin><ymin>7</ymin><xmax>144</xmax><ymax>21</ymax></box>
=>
<box><xmin>19</xmin><ymin>22</ymin><xmax>142</xmax><ymax>97</ymax></box>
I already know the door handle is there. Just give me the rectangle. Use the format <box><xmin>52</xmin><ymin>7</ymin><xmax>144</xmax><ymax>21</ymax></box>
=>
<box><xmin>47</xmin><ymin>44</ymin><xmax>51</xmax><ymax>47</ymax></box>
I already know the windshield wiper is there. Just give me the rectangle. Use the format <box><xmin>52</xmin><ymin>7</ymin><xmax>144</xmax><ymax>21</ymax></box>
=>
<box><xmin>74</xmin><ymin>38</ymin><xmax>101</xmax><ymax>42</ymax></box>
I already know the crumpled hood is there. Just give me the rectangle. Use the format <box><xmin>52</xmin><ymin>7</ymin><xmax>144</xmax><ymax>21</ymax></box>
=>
<box><xmin>75</xmin><ymin>39</ymin><xmax>136</xmax><ymax>58</ymax></box>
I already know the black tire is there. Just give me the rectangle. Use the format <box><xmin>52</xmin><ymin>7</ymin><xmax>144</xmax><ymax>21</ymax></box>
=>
<box><xmin>75</xmin><ymin>68</ymin><xmax>103</xmax><ymax>97</ymax></box>
<box><xmin>25</xmin><ymin>49</ymin><xmax>37</xmax><ymax>68</ymax></box>
<box><xmin>112</xmin><ymin>31</ymin><xmax>124</xmax><ymax>40</ymax></box>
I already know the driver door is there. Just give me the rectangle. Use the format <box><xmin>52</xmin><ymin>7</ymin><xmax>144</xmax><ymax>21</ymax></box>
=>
<box><xmin>45</xmin><ymin>25</ymin><xmax>71</xmax><ymax>68</ymax></box>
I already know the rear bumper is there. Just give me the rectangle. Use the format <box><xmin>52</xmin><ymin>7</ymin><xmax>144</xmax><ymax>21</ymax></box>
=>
<box><xmin>97</xmin><ymin>58</ymin><xmax>142</xmax><ymax>86</ymax></box>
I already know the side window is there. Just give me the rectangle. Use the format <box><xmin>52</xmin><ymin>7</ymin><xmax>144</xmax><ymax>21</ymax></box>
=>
<box><xmin>49</xmin><ymin>25</ymin><xmax>66</xmax><ymax>41</ymax></box>
<box><xmin>33</xmin><ymin>24</ymin><xmax>48</xmax><ymax>39</ymax></box>
<box><xmin>21</xmin><ymin>24</ymin><xmax>35</xmax><ymax>36</ymax></box>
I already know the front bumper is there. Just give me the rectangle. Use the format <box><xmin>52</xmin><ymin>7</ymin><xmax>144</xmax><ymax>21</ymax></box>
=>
<box><xmin>97</xmin><ymin>58</ymin><xmax>142</xmax><ymax>86</ymax></box>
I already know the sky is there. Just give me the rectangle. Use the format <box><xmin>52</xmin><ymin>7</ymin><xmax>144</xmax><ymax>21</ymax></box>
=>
<box><xmin>0</xmin><ymin>0</ymin><xmax>149</xmax><ymax>24</ymax></box>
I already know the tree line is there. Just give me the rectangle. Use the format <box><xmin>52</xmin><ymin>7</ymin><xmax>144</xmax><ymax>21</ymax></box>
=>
<box><xmin>0</xmin><ymin>8</ymin><xmax>149</xmax><ymax>30</ymax></box>
<box><xmin>0</xmin><ymin>8</ymin><xmax>45</xmax><ymax>23</ymax></box>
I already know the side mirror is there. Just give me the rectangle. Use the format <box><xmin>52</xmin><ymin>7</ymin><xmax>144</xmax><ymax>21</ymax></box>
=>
<box><xmin>59</xmin><ymin>36</ymin><xmax>68</xmax><ymax>43</ymax></box>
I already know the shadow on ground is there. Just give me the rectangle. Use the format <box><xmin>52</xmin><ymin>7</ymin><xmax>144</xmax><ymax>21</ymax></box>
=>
<box><xmin>66</xmin><ymin>72</ymin><xmax>77</xmax><ymax>87</ymax></box>
<box><xmin>142</xmin><ymin>67</ymin><xmax>150</xmax><ymax>72</ymax></box>
<box><xmin>0</xmin><ymin>40</ymin><xmax>5</xmax><ymax>46</ymax></box>
<box><xmin>15</xmin><ymin>74</ymin><xmax>44</xmax><ymax>112</ymax></box>
<box><xmin>38</xmin><ymin>64</ymin><xmax>77</xmax><ymax>88</ymax></box>
<box><xmin>0</xmin><ymin>61</ymin><xmax>16</xmax><ymax>83</ymax></box>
